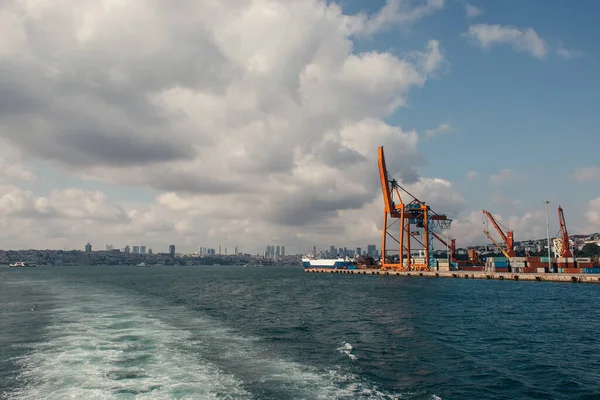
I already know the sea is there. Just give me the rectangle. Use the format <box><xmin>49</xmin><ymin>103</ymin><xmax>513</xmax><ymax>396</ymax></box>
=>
<box><xmin>1</xmin><ymin>265</ymin><xmax>599</xmax><ymax>400</ymax></box>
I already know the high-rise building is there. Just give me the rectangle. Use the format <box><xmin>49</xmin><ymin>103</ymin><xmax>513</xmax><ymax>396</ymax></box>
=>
<box><xmin>124</xmin><ymin>245</ymin><xmax>130</xmax><ymax>254</ymax></box>
<box><xmin>234</xmin><ymin>246</ymin><xmax>238</xmax><ymax>255</ymax></box>
<box><xmin>169</xmin><ymin>245</ymin><xmax>176</xmax><ymax>257</ymax></box>
<box><xmin>330</xmin><ymin>245</ymin><xmax>336</xmax><ymax>256</ymax></box>
<box><xmin>367</xmin><ymin>244</ymin><xmax>378</xmax><ymax>258</ymax></box>
<box><xmin>356</xmin><ymin>247</ymin><xmax>362</xmax><ymax>256</ymax></box>
<box><xmin>276</xmin><ymin>245</ymin><xmax>280</xmax><ymax>256</ymax></box>
<box><xmin>85</xmin><ymin>242</ymin><xmax>92</xmax><ymax>253</ymax></box>
<box><xmin>281</xmin><ymin>246</ymin><xmax>285</xmax><ymax>257</ymax></box>
<box><xmin>218</xmin><ymin>245</ymin><xmax>221</xmax><ymax>255</ymax></box>
<box><xmin>148</xmin><ymin>248</ymin><xmax>153</xmax><ymax>255</ymax></box>
<box><xmin>140</xmin><ymin>245</ymin><xmax>146</xmax><ymax>254</ymax></box>
<box><xmin>105</xmin><ymin>244</ymin><xmax>113</xmax><ymax>251</ymax></box>
<box><xmin>313</xmin><ymin>245</ymin><xmax>317</xmax><ymax>257</ymax></box>
<box><xmin>132</xmin><ymin>246</ymin><xmax>140</xmax><ymax>254</ymax></box>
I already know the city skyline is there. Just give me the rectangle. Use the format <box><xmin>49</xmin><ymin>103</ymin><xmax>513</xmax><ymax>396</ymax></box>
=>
<box><xmin>0</xmin><ymin>1</ymin><xmax>599</xmax><ymax>253</ymax></box>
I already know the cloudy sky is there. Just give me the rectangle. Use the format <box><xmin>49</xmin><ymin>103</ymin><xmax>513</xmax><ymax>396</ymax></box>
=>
<box><xmin>1</xmin><ymin>0</ymin><xmax>599</xmax><ymax>254</ymax></box>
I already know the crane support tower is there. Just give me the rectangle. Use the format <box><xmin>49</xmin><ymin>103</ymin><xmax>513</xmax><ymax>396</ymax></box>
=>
<box><xmin>555</xmin><ymin>206</ymin><xmax>573</xmax><ymax>258</ymax></box>
<box><xmin>482</xmin><ymin>209</ymin><xmax>516</xmax><ymax>257</ymax></box>
<box><xmin>378</xmin><ymin>146</ymin><xmax>452</xmax><ymax>271</ymax></box>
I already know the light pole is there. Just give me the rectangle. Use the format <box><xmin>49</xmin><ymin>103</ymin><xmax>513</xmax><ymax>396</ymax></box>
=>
<box><xmin>544</xmin><ymin>200</ymin><xmax>552</xmax><ymax>272</ymax></box>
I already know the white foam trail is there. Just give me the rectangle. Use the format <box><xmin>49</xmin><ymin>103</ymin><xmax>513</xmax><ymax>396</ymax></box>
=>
<box><xmin>8</xmin><ymin>280</ymin><xmax>403</xmax><ymax>400</ymax></box>
<box><xmin>7</xmin><ymin>283</ymin><xmax>251</xmax><ymax>400</ymax></box>
<box><xmin>337</xmin><ymin>341</ymin><xmax>357</xmax><ymax>361</ymax></box>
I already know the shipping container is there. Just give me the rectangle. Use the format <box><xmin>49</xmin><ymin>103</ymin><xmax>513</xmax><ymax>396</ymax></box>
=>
<box><xmin>583</xmin><ymin>268</ymin><xmax>600</xmax><ymax>274</ymax></box>
<box><xmin>536</xmin><ymin>268</ymin><xmax>546</xmax><ymax>273</ymax></box>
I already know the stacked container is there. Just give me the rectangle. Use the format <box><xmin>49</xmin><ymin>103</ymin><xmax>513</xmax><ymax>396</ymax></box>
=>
<box><xmin>486</xmin><ymin>256</ymin><xmax>509</xmax><ymax>272</ymax></box>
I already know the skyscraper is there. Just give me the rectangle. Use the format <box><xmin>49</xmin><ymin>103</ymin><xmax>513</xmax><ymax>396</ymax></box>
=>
<box><xmin>281</xmin><ymin>246</ymin><xmax>285</xmax><ymax>256</ymax></box>
<box><xmin>169</xmin><ymin>245</ymin><xmax>175</xmax><ymax>257</ymax></box>
<box><xmin>140</xmin><ymin>245</ymin><xmax>146</xmax><ymax>254</ymax></box>
<box><xmin>85</xmin><ymin>242</ymin><xmax>92</xmax><ymax>253</ymax></box>
<box><xmin>124</xmin><ymin>245</ymin><xmax>130</xmax><ymax>254</ymax></box>
<box><xmin>132</xmin><ymin>246</ymin><xmax>140</xmax><ymax>254</ymax></box>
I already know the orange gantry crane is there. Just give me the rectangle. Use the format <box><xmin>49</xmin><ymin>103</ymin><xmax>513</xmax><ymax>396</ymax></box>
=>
<box><xmin>378</xmin><ymin>146</ymin><xmax>452</xmax><ymax>271</ymax></box>
<box><xmin>556</xmin><ymin>205</ymin><xmax>573</xmax><ymax>258</ymax></box>
<box><xmin>482</xmin><ymin>209</ymin><xmax>516</xmax><ymax>258</ymax></box>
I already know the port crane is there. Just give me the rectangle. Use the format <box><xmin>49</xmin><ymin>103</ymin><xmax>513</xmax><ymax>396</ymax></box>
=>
<box><xmin>482</xmin><ymin>209</ymin><xmax>516</xmax><ymax>258</ymax></box>
<box><xmin>432</xmin><ymin>232</ymin><xmax>456</xmax><ymax>263</ymax></box>
<box><xmin>378</xmin><ymin>146</ymin><xmax>451</xmax><ymax>271</ymax></box>
<box><xmin>554</xmin><ymin>205</ymin><xmax>573</xmax><ymax>258</ymax></box>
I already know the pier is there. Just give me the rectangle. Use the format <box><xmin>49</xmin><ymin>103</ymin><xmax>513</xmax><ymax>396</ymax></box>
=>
<box><xmin>304</xmin><ymin>268</ymin><xmax>600</xmax><ymax>284</ymax></box>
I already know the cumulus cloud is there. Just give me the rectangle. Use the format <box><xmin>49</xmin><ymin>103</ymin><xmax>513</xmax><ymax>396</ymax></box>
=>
<box><xmin>465</xmin><ymin>24</ymin><xmax>548</xmax><ymax>58</ymax></box>
<box><xmin>571</xmin><ymin>166</ymin><xmax>600</xmax><ymax>182</ymax></box>
<box><xmin>449</xmin><ymin>209</ymin><xmax>547</xmax><ymax>246</ymax></box>
<box><xmin>0</xmin><ymin>0</ymin><xmax>450</xmax><ymax>252</ymax></box>
<box><xmin>424</xmin><ymin>123</ymin><xmax>453</xmax><ymax>137</ymax></box>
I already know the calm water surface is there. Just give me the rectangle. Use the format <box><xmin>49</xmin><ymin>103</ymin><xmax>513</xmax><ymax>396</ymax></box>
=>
<box><xmin>1</xmin><ymin>265</ymin><xmax>599</xmax><ymax>399</ymax></box>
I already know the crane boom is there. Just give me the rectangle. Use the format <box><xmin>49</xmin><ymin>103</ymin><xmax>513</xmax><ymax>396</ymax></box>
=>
<box><xmin>378</xmin><ymin>147</ymin><xmax>395</xmax><ymax>214</ymax></box>
<box><xmin>557</xmin><ymin>206</ymin><xmax>573</xmax><ymax>258</ymax></box>
<box><xmin>482</xmin><ymin>229</ymin><xmax>511</xmax><ymax>258</ymax></box>
<box><xmin>432</xmin><ymin>231</ymin><xmax>456</xmax><ymax>262</ymax></box>
<box><xmin>482</xmin><ymin>209</ymin><xmax>516</xmax><ymax>257</ymax></box>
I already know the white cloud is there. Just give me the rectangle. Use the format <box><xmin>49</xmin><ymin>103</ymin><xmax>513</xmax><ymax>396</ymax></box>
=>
<box><xmin>0</xmin><ymin>0</ymin><xmax>450</xmax><ymax>252</ymax></box>
<box><xmin>464</xmin><ymin>3</ymin><xmax>483</xmax><ymax>18</ymax></box>
<box><xmin>449</xmin><ymin>208</ymin><xmax>547</xmax><ymax>247</ymax></box>
<box><xmin>571</xmin><ymin>166</ymin><xmax>600</xmax><ymax>182</ymax></box>
<box><xmin>465</xmin><ymin>24</ymin><xmax>548</xmax><ymax>58</ymax></box>
<box><xmin>586</xmin><ymin>198</ymin><xmax>600</xmax><ymax>227</ymax></box>
<box><xmin>424</xmin><ymin>123</ymin><xmax>453</xmax><ymax>137</ymax></box>
<box><xmin>466</xmin><ymin>171</ymin><xmax>478</xmax><ymax>180</ymax></box>
<box><xmin>557</xmin><ymin>42</ymin><xmax>583</xmax><ymax>59</ymax></box>
<box><xmin>357</xmin><ymin>0</ymin><xmax>446</xmax><ymax>35</ymax></box>
<box><xmin>490</xmin><ymin>168</ymin><xmax>520</xmax><ymax>183</ymax></box>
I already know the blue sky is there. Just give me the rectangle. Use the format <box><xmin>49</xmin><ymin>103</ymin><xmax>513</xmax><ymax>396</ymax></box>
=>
<box><xmin>349</xmin><ymin>0</ymin><xmax>600</xmax><ymax>235</ymax></box>
<box><xmin>1</xmin><ymin>0</ymin><xmax>599</xmax><ymax>253</ymax></box>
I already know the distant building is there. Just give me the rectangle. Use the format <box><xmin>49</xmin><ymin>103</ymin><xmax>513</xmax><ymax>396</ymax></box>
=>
<box><xmin>281</xmin><ymin>246</ymin><xmax>285</xmax><ymax>256</ymax></box>
<box><xmin>85</xmin><ymin>242</ymin><xmax>92</xmax><ymax>253</ymax></box>
<box><xmin>169</xmin><ymin>245</ymin><xmax>176</xmax><ymax>257</ymax></box>
<box><xmin>234</xmin><ymin>246</ymin><xmax>238</xmax><ymax>255</ymax></box>
<box><xmin>124</xmin><ymin>245</ymin><xmax>130</xmax><ymax>254</ymax></box>
<box><xmin>132</xmin><ymin>246</ymin><xmax>140</xmax><ymax>254</ymax></box>
<box><xmin>356</xmin><ymin>247</ymin><xmax>362</xmax><ymax>256</ymax></box>
<box><xmin>148</xmin><ymin>248</ymin><xmax>153</xmax><ymax>255</ymax></box>
<box><xmin>105</xmin><ymin>244</ymin><xmax>113</xmax><ymax>251</ymax></box>
<box><xmin>140</xmin><ymin>245</ymin><xmax>146</xmax><ymax>254</ymax></box>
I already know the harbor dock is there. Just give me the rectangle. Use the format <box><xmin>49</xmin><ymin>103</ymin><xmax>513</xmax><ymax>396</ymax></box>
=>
<box><xmin>304</xmin><ymin>268</ymin><xmax>600</xmax><ymax>284</ymax></box>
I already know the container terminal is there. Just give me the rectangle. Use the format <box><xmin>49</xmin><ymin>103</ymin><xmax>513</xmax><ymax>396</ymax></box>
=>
<box><xmin>304</xmin><ymin>146</ymin><xmax>600</xmax><ymax>284</ymax></box>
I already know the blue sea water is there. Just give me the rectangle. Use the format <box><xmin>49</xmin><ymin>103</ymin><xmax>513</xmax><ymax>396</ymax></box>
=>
<box><xmin>1</xmin><ymin>265</ymin><xmax>599</xmax><ymax>399</ymax></box>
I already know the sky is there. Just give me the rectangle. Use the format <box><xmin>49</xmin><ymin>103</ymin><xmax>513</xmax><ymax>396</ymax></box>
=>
<box><xmin>1</xmin><ymin>0</ymin><xmax>599</xmax><ymax>255</ymax></box>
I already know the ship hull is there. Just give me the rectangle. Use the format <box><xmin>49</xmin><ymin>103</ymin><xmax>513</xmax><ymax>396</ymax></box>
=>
<box><xmin>302</xmin><ymin>258</ymin><xmax>357</xmax><ymax>269</ymax></box>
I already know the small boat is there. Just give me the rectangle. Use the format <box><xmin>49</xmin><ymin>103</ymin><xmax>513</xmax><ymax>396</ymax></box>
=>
<box><xmin>136</xmin><ymin>262</ymin><xmax>148</xmax><ymax>267</ymax></box>
<box><xmin>9</xmin><ymin>261</ymin><xmax>36</xmax><ymax>267</ymax></box>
